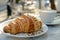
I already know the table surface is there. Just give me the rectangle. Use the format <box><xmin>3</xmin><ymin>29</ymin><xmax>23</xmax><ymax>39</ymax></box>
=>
<box><xmin>0</xmin><ymin>25</ymin><xmax>60</xmax><ymax>40</ymax></box>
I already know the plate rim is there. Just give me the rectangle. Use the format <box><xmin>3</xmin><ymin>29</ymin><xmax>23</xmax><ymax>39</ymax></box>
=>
<box><xmin>46</xmin><ymin>22</ymin><xmax>60</xmax><ymax>25</ymax></box>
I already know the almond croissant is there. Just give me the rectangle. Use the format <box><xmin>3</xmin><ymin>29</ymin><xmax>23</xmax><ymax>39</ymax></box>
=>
<box><xmin>3</xmin><ymin>15</ymin><xmax>42</xmax><ymax>34</ymax></box>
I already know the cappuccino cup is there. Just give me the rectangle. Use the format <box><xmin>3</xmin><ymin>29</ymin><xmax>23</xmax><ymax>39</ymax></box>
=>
<box><xmin>39</xmin><ymin>10</ymin><xmax>57</xmax><ymax>24</ymax></box>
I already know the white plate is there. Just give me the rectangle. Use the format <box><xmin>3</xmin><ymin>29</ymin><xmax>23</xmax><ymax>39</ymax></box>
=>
<box><xmin>0</xmin><ymin>19</ymin><xmax>48</xmax><ymax>38</ymax></box>
<box><xmin>46</xmin><ymin>19</ymin><xmax>60</xmax><ymax>25</ymax></box>
<box><xmin>46</xmin><ymin>22</ymin><xmax>58</xmax><ymax>25</ymax></box>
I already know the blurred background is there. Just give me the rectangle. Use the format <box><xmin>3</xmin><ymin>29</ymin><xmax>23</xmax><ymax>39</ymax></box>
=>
<box><xmin>0</xmin><ymin>0</ymin><xmax>59</xmax><ymax>24</ymax></box>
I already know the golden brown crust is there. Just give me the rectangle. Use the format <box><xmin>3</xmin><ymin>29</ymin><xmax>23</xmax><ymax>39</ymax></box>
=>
<box><xmin>25</xmin><ymin>16</ymin><xmax>35</xmax><ymax>33</ymax></box>
<box><xmin>14</xmin><ymin>18</ymin><xmax>23</xmax><ymax>32</ymax></box>
<box><xmin>3</xmin><ymin>15</ymin><xmax>42</xmax><ymax>34</ymax></box>
<box><xmin>28</xmin><ymin>15</ymin><xmax>42</xmax><ymax>31</ymax></box>
<box><xmin>20</xmin><ymin>15</ymin><xmax>30</xmax><ymax>32</ymax></box>
<box><xmin>3</xmin><ymin>26</ymin><xmax>10</xmax><ymax>33</ymax></box>
<box><xmin>8</xmin><ymin>22</ymin><xmax>18</xmax><ymax>34</ymax></box>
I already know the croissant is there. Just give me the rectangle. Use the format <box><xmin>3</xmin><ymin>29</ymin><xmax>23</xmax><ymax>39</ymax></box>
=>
<box><xmin>3</xmin><ymin>15</ymin><xmax>42</xmax><ymax>34</ymax></box>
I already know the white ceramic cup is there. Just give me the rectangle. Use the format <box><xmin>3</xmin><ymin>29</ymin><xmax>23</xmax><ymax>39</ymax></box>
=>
<box><xmin>39</xmin><ymin>10</ymin><xmax>57</xmax><ymax>24</ymax></box>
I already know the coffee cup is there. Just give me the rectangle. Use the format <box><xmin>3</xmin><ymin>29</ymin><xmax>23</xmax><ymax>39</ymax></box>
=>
<box><xmin>39</xmin><ymin>10</ymin><xmax>57</xmax><ymax>24</ymax></box>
